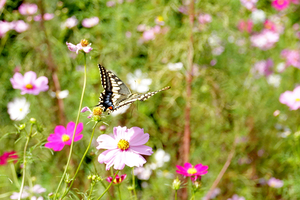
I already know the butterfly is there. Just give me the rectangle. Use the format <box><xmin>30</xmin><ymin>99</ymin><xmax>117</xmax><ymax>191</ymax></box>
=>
<box><xmin>97</xmin><ymin>64</ymin><xmax>170</xmax><ymax>114</ymax></box>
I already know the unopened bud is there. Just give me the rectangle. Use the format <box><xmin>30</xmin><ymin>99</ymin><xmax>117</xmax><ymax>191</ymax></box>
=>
<box><xmin>172</xmin><ymin>178</ymin><xmax>181</xmax><ymax>190</ymax></box>
<box><xmin>30</xmin><ymin>118</ymin><xmax>36</xmax><ymax>124</ymax></box>
<box><xmin>19</xmin><ymin>124</ymin><xmax>26</xmax><ymax>130</ymax></box>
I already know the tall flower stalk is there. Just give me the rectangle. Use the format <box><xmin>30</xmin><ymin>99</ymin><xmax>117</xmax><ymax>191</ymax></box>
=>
<box><xmin>97</xmin><ymin>171</ymin><xmax>119</xmax><ymax>200</ymax></box>
<box><xmin>54</xmin><ymin>53</ymin><xmax>87</xmax><ymax>199</ymax></box>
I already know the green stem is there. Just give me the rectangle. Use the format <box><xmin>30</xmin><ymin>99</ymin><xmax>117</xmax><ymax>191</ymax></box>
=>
<box><xmin>175</xmin><ymin>190</ymin><xmax>178</xmax><ymax>200</ymax></box>
<box><xmin>18</xmin><ymin>124</ymin><xmax>33</xmax><ymax>200</ymax></box>
<box><xmin>117</xmin><ymin>185</ymin><xmax>122</xmax><ymax>200</ymax></box>
<box><xmin>99</xmin><ymin>180</ymin><xmax>113</xmax><ymax>199</ymax></box>
<box><xmin>55</xmin><ymin>53</ymin><xmax>87</xmax><ymax>200</ymax></box>
<box><xmin>10</xmin><ymin>162</ymin><xmax>20</xmax><ymax>188</ymax></box>
<box><xmin>97</xmin><ymin>171</ymin><xmax>119</xmax><ymax>200</ymax></box>
<box><xmin>88</xmin><ymin>183</ymin><xmax>95</xmax><ymax>200</ymax></box>
<box><xmin>131</xmin><ymin>167</ymin><xmax>137</xmax><ymax>200</ymax></box>
<box><xmin>61</xmin><ymin>121</ymin><xmax>98</xmax><ymax>198</ymax></box>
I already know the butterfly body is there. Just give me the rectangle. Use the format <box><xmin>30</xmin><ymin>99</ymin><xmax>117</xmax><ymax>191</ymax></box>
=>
<box><xmin>97</xmin><ymin>64</ymin><xmax>170</xmax><ymax>114</ymax></box>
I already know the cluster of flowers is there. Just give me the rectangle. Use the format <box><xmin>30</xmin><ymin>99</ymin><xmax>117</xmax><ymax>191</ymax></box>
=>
<box><xmin>137</xmin><ymin>16</ymin><xmax>168</xmax><ymax>42</ymax></box>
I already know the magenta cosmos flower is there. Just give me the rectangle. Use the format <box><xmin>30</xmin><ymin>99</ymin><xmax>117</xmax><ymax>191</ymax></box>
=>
<box><xmin>45</xmin><ymin>122</ymin><xmax>83</xmax><ymax>151</ymax></box>
<box><xmin>279</xmin><ymin>86</ymin><xmax>300</xmax><ymax>110</ymax></box>
<box><xmin>106</xmin><ymin>174</ymin><xmax>127</xmax><ymax>184</ymax></box>
<box><xmin>176</xmin><ymin>162</ymin><xmax>208</xmax><ymax>181</ymax></box>
<box><xmin>10</xmin><ymin>71</ymin><xmax>49</xmax><ymax>95</ymax></box>
<box><xmin>0</xmin><ymin>151</ymin><xmax>18</xmax><ymax>165</ymax></box>
<box><xmin>272</xmin><ymin>0</ymin><xmax>289</xmax><ymax>10</ymax></box>
<box><xmin>96</xmin><ymin>126</ymin><xmax>153</xmax><ymax>170</ymax></box>
<box><xmin>18</xmin><ymin>3</ymin><xmax>38</xmax><ymax>15</ymax></box>
<box><xmin>66</xmin><ymin>39</ymin><xmax>92</xmax><ymax>54</ymax></box>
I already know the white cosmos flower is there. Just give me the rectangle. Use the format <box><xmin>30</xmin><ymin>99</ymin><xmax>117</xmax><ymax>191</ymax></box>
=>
<box><xmin>267</xmin><ymin>74</ymin><xmax>281</xmax><ymax>88</ymax></box>
<box><xmin>49</xmin><ymin>90</ymin><xmax>69</xmax><ymax>99</ymax></box>
<box><xmin>154</xmin><ymin>149</ymin><xmax>170</xmax><ymax>167</ymax></box>
<box><xmin>10</xmin><ymin>184</ymin><xmax>46</xmax><ymax>200</ymax></box>
<box><xmin>134</xmin><ymin>166</ymin><xmax>152</xmax><ymax>180</ymax></box>
<box><xmin>7</xmin><ymin>97</ymin><xmax>30</xmax><ymax>121</ymax></box>
<box><xmin>127</xmin><ymin>69</ymin><xmax>152</xmax><ymax>93</ymax></box>
<box><xmin>251</xmin><ymin>9</ymin><xmax>266</xmax><ymax>24</ymax></box>
<box><xmin>167</xmin><ymin>62</ymin><xmax>183</xmax><ymax>71</ymax></box>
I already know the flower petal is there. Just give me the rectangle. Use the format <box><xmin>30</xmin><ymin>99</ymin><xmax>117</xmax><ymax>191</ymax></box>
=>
<box><xmin>130</xmin><ymin>145</ymin><xmax>153</xmax><ymax>155</ymax></box>
<box><xmin>96</xmin><ymin>134</ymin><xmax>117</xmax><ymax>150</ymax></box>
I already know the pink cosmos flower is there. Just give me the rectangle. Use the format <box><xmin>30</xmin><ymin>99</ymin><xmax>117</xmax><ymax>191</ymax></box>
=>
<box><xmin>106</xmin><ymin>1</ymin><xmax>116</xmax><ymax>7</ymax></box>
<box><xmin>142</xmin><ymin>25</ymin><xmax>161</xmax><ymax>41</ymax></box>
<box><xmin>0</xmin><ymin>21</ymin><xmax>12</xmax><ymax>37</ymax></box>
<box><xmin>250</xmin><ymin>29</ymin><xmax>279</xmax><ymax>50</ymax></box>
<box><xmin>0</xmin><ymin>0</ymin><xmax>6</xmax><ymax>10</ymax></box>
<box><xmin>198</xmin><ymin>14</ymin><xmax>212</xmax><ymax>24</ymax></box>
<box><xmin>238</xmin><ymin>20</ymin><xmax>253</xmax><ymax>33</ymax></box>
<box><xmin>272</xmin><ymin>0</ymin><xmax>290</xmax><ymax>10</ymax></box>
<box><xmin>0</xmin><ymin>151</ymin><xmax>18</xmax><ymax>165</ymax></box>
<box><xmin>279</xmin><ymin>86</ymin><xmax>300</xmax><ymax>110</ymax></box>
<box><xmin>18</xmin><ymin>3</ymin><xmax>38</xmax><ymax>15</ymax></box>
<box><xmin>34</xmin><ymin>13</ymin><xmax>54</xmax><ymax>21</ymax></box>
<box><xmin>176</xmin><ymin>162</ymin><xmax>208</xmax><ymax>181</ymax></box>
<box><xmin>240</xmin><ymin>0</ymin><xmax>258</xmax><ymax>10</ymax></box>
<box><xmin>45</xmin><ymin>122</ymin><xmax>84</xmax><ymax>151</ymax></box>
<box><xmin>227</xmin><ymin>194</ymin><xmax>246</xmax><ymax>200</ymax></box>
<box><xmin>10</xmin><ymin>71</ymin><xmax>49</xmax><ymax>95</ymax></box>
<box><xmin>96</xmin><ymin>126</ymin><xmax>153</xmax><ymax>170</ymax></box>
<box><xmin>268</xmin><ymin>177</ymin><xmax>284</xmax><ymax>188</ymax></box>
<box><xmin>82</xmin><ymin>17</ymin><xmax>99</xmax><ymax>28</ymax></box>
<box><xmin>281</xmin><ymin>49</ymin><xmax>300</xmax><ymax>68</ymax></box>
<box><xmin>253</xmin><ymin>59</ymin><xmax>273</xmax><ymax>77</ymax></box>
<box><xmin>12</xmin><ymin>20</ymin><xmax>29</xmax><ymax>33</ymax></box>
<box><xmin>264</xmin><ymin>20</ymin><xmax>276</xmax><ymax>31</ymax></box>
<box><xmin>66</xmin><ymin>39</ymin><xmax>92</xmax><ymax>54</ymax></box>
<box><xmin>63</xmin><ymin>16</ymin><xmax>78</xmax><ymax>28</ymax></box>
<box><xmin>106</xmin><ymin>174</ymin><xmax>127</xmax><ymax>184</ymax></box>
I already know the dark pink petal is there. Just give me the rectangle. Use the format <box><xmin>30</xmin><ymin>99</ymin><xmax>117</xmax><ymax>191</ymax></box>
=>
<box><xmin>130</xmin><ymin>145</ymin><xmax>153</xmax><ymax>155</ymax></box>
<box><xmin>73</xmin><ymin>134</ymin><xmax>83</xmax><ymax>142</ymax></box>
<box><xmin>47</xmin><ymin>133</ymin><xmax>63</xmax><ymax>142</ymax></box>
<box><xmin>66</xmin><ymin>122</ymin><xmax>83</xmax><ymax>136</ymax></box>
<box><xmin>54</xmin><ymin>125</ymin><xmax>66</xmax><ymax>136</ymax></box>
<box><xmin>45</xmin><ymin>141</ymin><xmax>65</xmax><ymax>151</ymax></box>
<box><xmin>106</xmin><ymin>177</ymin><xmax>113</xmax><ymax>182</ymax></box>
<box><xmin>183</xmin><ymin>162</ymin><xmax>193</xmax><ymax>169</ymax></box>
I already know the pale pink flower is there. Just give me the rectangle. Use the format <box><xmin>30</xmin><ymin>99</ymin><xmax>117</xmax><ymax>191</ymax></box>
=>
<box><xmin>34</xmin><ymin>13</ymin><xmax>54</xmax><ymax>21</ymax></box>
<box><xmin>137</xmin><ymin>24</ymin><xmax>147</xmax><ymax>32</ymax></box>
<box><xmin>18</xmin><ymin>3</ymin><xmax>38</xmax><ymax>15</ymax></box>
<box><xmin>272</xmin><ymin>0</ymin><xmax>289</xmax><ymax>10</ymax></box>
<box><xmin>198</xmin><ymin>14</ymin><xmax>212</xmax><ymax>24</ymax></box>
<box><xmin>253</xmin><ymin>59</ymin><xmax>273</xmax><ymax>77</ymax></box>
<box><xmin>279</xmin><ymin>86</ymin><xmax>300</xmax><ymax>110</ymax></box>
<box><xmin>66</xmin><ymin>40</ymin><xmax>92</xmax><ymax>54</ymax></box>
<box><xmin>142</xmin><ymin>26</ymin><xmax>161</xmax><ymax>41</ymax></box>
<box><xmin>268</xmin><ymin>177</ymin><xmax>284</xmax><ymax>188</ymax></box>
<box><xmin>12</xmin><ymin>20</ymin><xmax>29</xmax><ymax>33</ymax></box>
<box><xmin>291</xmin><ymin>0</ymin><xmax>300</xmax><ymax>4</ymax></box>
<box><xmin>264</xmin><ymin>20</ymin><xmax>276</xmax><ymax>31</ymax></box>
<box><xmin>0</xmin><ymin>0</ymin><xmax>6</xmax><ymax>9</ymax></box>
<box><xmin>0</xmin><ymin>21</ymin><xmax>12</xmax><ymax>37</ymax></box>
<box><xmin>10</xmin><ymin>184</ymin><xmax>46</xmax><ymax>200</ymax></box>
<box><xmin>63</xmin><ymin>16</ymin><xmax>78</xmax><ymax>28</ymax></box>
<box><xmin>125</xmin><ymin>31</ymin><xmax>132</xmax><ymax>38</ymax></box>
<box><xmin>82</xmin><ymin>17</ymin><xmax>99</xmax><ymax>28</ymax></box>
<box><xmin>281</xmin><ymin>49</ymin><xmax>300</xmax><ymax>68</ymax></box>
<box><xmin>10</xmin><ymin>71</ymin><xmax>49</xmax><ymax>95</ymax></box>
<box><xmin>238</xmin><ymin>20</ymin><xmax>253</xmax><ymax>33</ymax></box>
<box><xmin>106</xmin><ymin>1</ymin><xmax>116</xmax><ymax>7</ymax></box>
<box><xmin>178</xmin><ymin>6</ymin><xmax>188</xmax><ymax>14</ymax></box>
<box><xmin>240</xmin><ymin>0</ymin><xmax>258</xmax><ymax>10</ymax></box>
<box><xmin>250</xmin><ymin>29</ymin><xmax>279</xmax><ymax>50</ymax></box>
<box><xmin>96</xmin><ymin>126</ymin><xmax>153</xmax><ymax>170</ymax></box>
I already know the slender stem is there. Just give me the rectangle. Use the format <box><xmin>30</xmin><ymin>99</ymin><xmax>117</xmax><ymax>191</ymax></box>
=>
<box><xmin>175</xmin><ymin>191</ymin><xmax>177</xmax><ymax>200</ymax></box>
<box><xmin>10</xmin><ymin>162</ymin><xmax>20</xmax><ymax>188</ymax></box>
<box><xmin>117</xmin><ymin>185</ymin><xmax>122</xmax><ymax>200</ymax></box>
<box><xmin>61</xmin><ymin>121</ymin><xmax>98</xmax><ymax>198</ymax></box>
<box><xmin>132</xmin><ymin>167</ymin><xmax>137</xmax><ymax>200</ymax></box>
<box><xmin>55</xmin><ymin>53</ymin><xmax>87</xmax><ymax>199</ymax></box>
<box><xmin>18</xmin><ymin>124</ymin><xmax>33</xmax><ymax>200</ymax></box>
<box><xmin>97</xmin><ymin>171</ymin><xmax>119</xmax><ymax>200</ymax></box>
<box><xmin>88</xmin><ymin>183</ymin><xmax>95</xmax><ymax>200</ymax></box>
<box><xmin>99</xmin><ymin>180</ymin><xmax>113</xmax><ymax>199</ymax></box>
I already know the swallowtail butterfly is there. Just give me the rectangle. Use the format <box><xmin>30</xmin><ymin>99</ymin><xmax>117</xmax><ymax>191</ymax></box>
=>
<box><xmin>97</xmin><ymin>64</ymin><xmax>170</xmax><ymax>114</ymax></box>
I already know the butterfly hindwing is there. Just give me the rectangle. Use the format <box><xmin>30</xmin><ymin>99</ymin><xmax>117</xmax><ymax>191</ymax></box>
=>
<box><xmin>97</xmin><ymin>64</ymin><xmax>170</xmax><ymax>114</ymax></box>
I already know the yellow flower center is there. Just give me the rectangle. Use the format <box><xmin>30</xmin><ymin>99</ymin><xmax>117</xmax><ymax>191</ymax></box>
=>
<box><xmin>157</xmin><ymin>16</ymin><xmax>164</xmax><ymax>22</ymax></box>
<box><xmin>62</xmin><ymin>134</ymin><xmax>70</xmax><ymax>142</ymax></box>
<box><xmin>25</xmin><ymin>84</ymin><xmax>33</xmax><ymax>89</ymax></box>
<box><xmin>136</xmin><ymin>79</ymin><xmax>141</xmax><ymax>85</ymax></box>
<box><xmin>187</xmin><ymin>167</ymin><xmax>197</xmax><ymax>175</ymax></box>
<box><xmin>117</xmin><ymin>139</ymin><xmax>129</xmax><ymax>151</ymax></box>
<box><xmin>296</xmin><ymin>98</ymin><xmax>300</xmax><ymax>102</ymax></box>
<box><xmin>80</xmin><ymin>39</ymin><xmax>89</xmax><ymax>47</ymax></box>
<box><xmin>19</xmin><ymin>108</ymin><xmax>23</xmax><ymax>112</ymax></box>
<box><xmin>93</xmin><ymin>107</ymin><xmax>103</xmax><ymax>116</ymax></box>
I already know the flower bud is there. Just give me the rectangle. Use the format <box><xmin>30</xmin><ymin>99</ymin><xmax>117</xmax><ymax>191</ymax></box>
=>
<box><xmin>19</xmin><ymin>124</ymin><xmax>26</xmax><ymax>130</ymax></box>
<box><xmin>172</xmin><ymin>178</ymin><xmax>181</xmax><ymax>190</ymax></box>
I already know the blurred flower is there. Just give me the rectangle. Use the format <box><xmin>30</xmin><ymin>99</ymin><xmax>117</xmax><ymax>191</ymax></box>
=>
<box><xmin>49</xmin><ymin>90</ymin><xmax>69</xmax><ymax>99</ymax></box>
<box><xmin>10</xmin><ymin>71</ymin><xmax>49</xmax><ymax>95</ymax></box>
<box><xmin>210</xmin><ymin>59</ymin><xmax>217</xmax><ymax>66</ymax></box>
<box><xmin>0</xmin><ymin>151</ymin><xmax>18</xmax><ymax>165</ymax></box>
<box><xmin>127</xmin><ymin>69</ymin><xmax>152</xmax><ymax>93</ymax></box>
<box><xmin>172</xmin><ymin>178</ymin><xmax>182</xmax><ymax>190</ymax></box>
<box><xmin>250</xmin><ymin>30</ymin><xmax>279</xmax><ymax>50</ymax></box>
<box><xmin>137</xmin><ymin>24</ymin><xmax>147</xmax><ymax>32</ymax></box>
<box><xmin>100</xmin><ymin>125</ymin><xmax>106</xmax><ymax>131</ymax></box>
<box><xmin>208</xmin><ymin>33</ymin><xmax>222</xmax><ymax>47</ymax></box>
<box><xmin>0</xmin><ymin>21</ymin><xmax>12</xmax><ymax>37</ymax></box>
<box><xmin>267</xmin><ymin>74</ymin><xmax>281</xmax><ymax>87</ymax></box>
<box><xmin>291</xmin><ymin>0</ymin><xmax>300</xmax><ymax>4</ymax></box>
<box><xmin>134</xmin><ymin>166</ymin><xmax>152</xmax><ymax>180</ymax></box>
<box><xmin>167</xmin><ymin>62</ymin><xmax>183</xmax><ymax>71</ymax></box>
<box><xmin>227</xmin><ymin>194</ymin><xmax>245</xmax><ymax>200</ymax></box>
<box><xmin>142</xmin><ymin>25</ymin><xmax>161</xmax><ymax>41</ymax></box>
<box><xmin>293</xmin><ymin>23</ymin><xmax>300</xmax><ymax>30</ymax></box>
<box><xmin>212</xmin><ymin>46</ymin><xmax>224</xmax><ymax>55</ymax></box>
<box><xmin>203</xmin><ymin>188</ymin><xmax>221</xmax><ymax>200</ymax></box>
<box><xmin>82</xmin><ymin>17</ymin><xmax>99</xmax><ymax>28</ymax></box>
<box><xmin>66</xmin><ymin>39</ymin><xmax>92</xmax><ymax>54</ymax></box>
<box><xmin>111</xmin><ymin>105</ymin><xmax>130</xmax><ymax>117</ymax></box>
<box><xmin>155</xmin><ymin>16</ymin><xmax>165</xmax><ymax>26</ymax></box>
<box><xmin>281</xmin><ymin>49</ymin><xmax>300</xmax><ymax>68</ymax></box>
<box><xmin>251</xmin><ymin>9</ymin><xmax>266</xmax><ymax>24</ymax></box>
<box><xmin>97</xmin><ymin>126</ymin><xmax>153</xmax><ymax>170</ymax></box>
<box><xmin>279</xmin><ymin>86</ymin><xmax>300</xmax><ymax>110</ymax></box>
<box><xmin>198</xmin><ymin>14</ymin><xmax>212</xmax><ymax>24</ymax></box>
<box><xmin>34</xmin><ymin>13</ymin><xmax>54</xmax><ymax>21</ymax></box>
<box><xmin>272</xmin><ymin>0</ymin><xmax>289</xmax><ymax>10</ymax></box>
<box><xmin>18</xmin><ymin>3</ymin><xmax>38</xmax><ymax>15</ymax></box>
<box><xmin>178</xmin><ymin>6</ymin><xmax>188</xmax><ymax>14</ymax></box>
<box><xmin>276</xmin><ymin>62</ymin><xmax>286</xmax><ymax>72</ymax></box>
<box><xmin>125</xmin><ymin>31</ymin><xmax>132</xmax><ymax>38</ymax></box>
<box><xmin>237</xmin><ymin>20</ymin><xmax>253</xmax><ymax>33</ymax></box>
<box><xmin>7</xmin><ymin>98</ymin><xmax>30</xmax><ymax>121</ymax></box>
<box><xmin>106</xmin><ymin>1</ymin><xmax>116</xmax><ymax>7</ymax></box>
<box><xmin>157</xmin><ymin>169</ymin><xmax>174</xmax><ymax>178</ymax></box>
<box><xmin>154</xmin><ymin>149</ymin><xmax>170</xmax><ymax>167</ymax></box>
<box><xmin>253</xmin><ymin>59</ymin><xmax>273</xmax><ymax>77</ymax></box>
<box><xmin>106</xmin><ymin>174</ymin><xmax>126</xmax><ymax>184</ymax></box>
<box><xmin>264</xmin><ymin>20</ymin><xmax>276</xmax><ymax>31</ymax></box>
<box><xmin>240</xmin><ymin>0</ymin><xmax>258</xmax><ymax>10</ymax></box>
<box><xmin>0</xmin><ymin>0</ymin><xmax>6</xmax><ymax>9</ymax></box>
<box><xmin>273</xmin><ymin>110</ymin><xmax>280</xmax><ymax>116</ymax></box>
<box><xmin>62</xmin><ymin>16</ymin><xmax>78</xmax><ymax>28</ymax></box>
<box><xmin>176</xmin><ymin>162</ymin><xmax>208</xmax><ymax>181</ymax></box>
<box><xmin>12</xmin><ymin>20</ymin><xmax>29</xmax><ymax>33</ymax></box>
<box><xmin>45</xmin><ymin>122</ymin><xmax>84</xmax><ymax>151</ymax></box>
<box><xmin>10</xmin><ymin>184</ymin><xmax>46</xmax><ymax>200</ymax></box>
<box><xmin>268</xmin><ymin>177</ymin><xmax>284</xmax><ymax>188</ymax></box>
<box><xmin>81</xmin><ymin>106</ymin><xmax>102</xmax><ymax>119</ymax></box>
